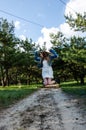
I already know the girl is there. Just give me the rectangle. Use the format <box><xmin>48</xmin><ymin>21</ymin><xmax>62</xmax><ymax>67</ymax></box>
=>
<box><xmin>35</xmin><ymin>49</ymin><xmax>58</xmax><ymax>87</ymax></box>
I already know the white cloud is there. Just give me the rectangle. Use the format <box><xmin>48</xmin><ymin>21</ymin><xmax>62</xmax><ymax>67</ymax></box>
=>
<box><xmin>37</xmin><ymin>0</ymin><xmax>86</xmax><ymax>48</ymax></box>
<box><xmin>19</xmin><ymin>35</ymin><xmax>26</xmax><ymax>41</ymax></box>
<box><xmin>37</xmin><ymin>27</ymin><xmax>59</xmax><ymax>50</ymax></box>
<box><xmin>14</xmin><ymin>21</ymin><xmax>21</xmax><ymax>30</ymax></box>
<box><xmin>65</xmin><ymin>0</ymin><xmax>86</xmax><ymax>18</ymax></box>
<box><xmin>59</xmin><ymin>23</ymin><xmax>86</xmax><ymax>38</ymax></box>
<box><xmin>61</xmin><ymin>0</ymin><xmax>86</xmax><ymax>37</ymax></box>
<box><xmin>59</xmin><ymin>23</ymin><xmax>74</xmax><ymax>37</ymax></box>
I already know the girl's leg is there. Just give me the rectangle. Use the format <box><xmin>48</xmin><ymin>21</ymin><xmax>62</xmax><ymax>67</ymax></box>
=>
<box><xmin>47</xmin><ymin>78</ymin><xmax>55</xmax><ymax>85</ymax></box>
<box><xmin>47</xmin><ymin>78</ymin><xmax>52</xmax><ymax>85</ymax></box>
<box><xmin>43</xmin><ymin>78</ymin><xmax>48</xmax><ymax>86</ymax></box>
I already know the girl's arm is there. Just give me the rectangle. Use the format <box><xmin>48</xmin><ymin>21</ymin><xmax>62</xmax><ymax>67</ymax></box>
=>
<box><xmin>49</xmin><ymin>49</ymin><xmax>58</xmax><ymax>59</ymax></box>
<box><xmin>34</xmin><ymin>51</ymin><xmax>41</xmax><ymax>62</ymax></box>
<box><xmin>34</xmin><ymin>51</ymin><xmax>42</xmax><ymax>68</ymax></box>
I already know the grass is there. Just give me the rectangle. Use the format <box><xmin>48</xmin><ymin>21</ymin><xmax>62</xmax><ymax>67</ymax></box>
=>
<box><xmin>61</xmin><ymin>81</ymin><xmax>86</xmax><ymax>96</ymax></box>
<box><xmin>0</xmin><ymin>84</ymin><xmax>41</xmax><ymax>109</ymax></box>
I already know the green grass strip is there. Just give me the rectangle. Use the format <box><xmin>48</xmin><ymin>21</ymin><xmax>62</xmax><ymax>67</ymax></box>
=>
<box><xmin>0</xmin><ymin>84</ymin><xmax>40</xmax><ymax>109</ymax></box>
<box><xmin>61</xmin><ymin>81</ymin><xmax>86</xmax><ymax>96</ymax></box>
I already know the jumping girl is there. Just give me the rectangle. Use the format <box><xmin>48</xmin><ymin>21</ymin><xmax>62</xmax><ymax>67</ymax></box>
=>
<box><xmin>35</xmin><ymin>49</ymin><xmax>58</xmax><ymax>87</ymax></box>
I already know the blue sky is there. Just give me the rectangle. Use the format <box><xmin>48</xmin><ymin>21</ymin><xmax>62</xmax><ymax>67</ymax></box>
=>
<box><xmin>0</xmin><ymin>0</ymin><xmax>86</xmax><ymax>49</ymax></box>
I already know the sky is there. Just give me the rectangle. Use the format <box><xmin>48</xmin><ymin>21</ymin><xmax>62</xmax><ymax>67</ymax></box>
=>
<box><xmin>0</xmin><ymin>0</ymin><xmax>86</xmax><ymax>50</ymax></box>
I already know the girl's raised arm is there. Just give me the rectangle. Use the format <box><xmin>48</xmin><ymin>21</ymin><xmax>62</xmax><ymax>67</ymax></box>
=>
<box><xmin>49</xmin><ymin>49</ymin><xmax>58</xmax><ymax>59</ymax></box>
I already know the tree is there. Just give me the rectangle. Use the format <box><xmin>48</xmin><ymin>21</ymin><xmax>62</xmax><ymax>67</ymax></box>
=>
<box><xmin>0</xmin><ymin>18</ymin><xmax>16</xmax><ymax>86</ymax></box>
<box><xmin>14</xmin><ymin>38</ymin><xmax>36</xmax><ymax>85</ymax></box>
<box><xmin>50</xmin><ymin>33</ymin><xmax>86</xmax><ymax>84</ymax></box>
<box><xmin>65</xmin><ymin>12</ymin><xmax>86</xmax><ymax>84</ymax></box>
<box><xmin>65</xmin><ymin>12</ymin><xmax>86</xmax><ymax>32</ymax></box>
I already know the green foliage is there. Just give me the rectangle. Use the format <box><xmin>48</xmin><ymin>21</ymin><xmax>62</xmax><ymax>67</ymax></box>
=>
<box><xmin>50</xmin><ymin>12</ymin><xmax>86</xmax><ymax>83</ymax></box>
<box><xmin>50</xmin><ymin>31</ymin><xmax>65</xmax><ymax>49</ymax></box>
<box><xmin>0</xmin><ymin>18</ymin><xmax>17</xmax><ymax>86</ymax></box>
<box><xmin>61</xmin><ymin>36</ymin><xmax>86</xmax><ymax>65</ymax></box>
<box><xmin>0</xmin><ymin>18</ymin><xmax>37</xmax><ymax>86</ymax></box>
<box><xmin>65</xmin><ymin>12</ymin><xmax>86</xmax><ymax>32</ymax></box>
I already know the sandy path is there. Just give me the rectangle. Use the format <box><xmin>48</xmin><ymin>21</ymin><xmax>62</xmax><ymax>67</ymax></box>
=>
<box><xmin>0</xmin><ymin>88</ymin><xmax>86</xmax><ymax>130</ymax></box>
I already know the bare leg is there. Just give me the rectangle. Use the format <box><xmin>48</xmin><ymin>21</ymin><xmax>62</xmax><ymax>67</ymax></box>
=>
<box><xmin>51</xmin><ymin>80</ymin><xmax>56</xmax><ymax>84</ymax></box>
<box><xmin>47</xmin><ymin>78</ymin><xmax>52</xmax><ymax>85</ymax></box>
<box><xmin>43</xmin><ymin>78</ymin><xmax>48</xmax><ymax>86</ymax></box>
<box><xmin>47</xmin><ymin>78</ymin><xmax>55</xmax><ymax>85</ymax></box>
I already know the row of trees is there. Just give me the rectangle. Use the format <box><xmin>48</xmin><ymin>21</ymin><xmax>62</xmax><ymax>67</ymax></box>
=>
<box><xmin>0</xmin><ymin>18</ymin><xmax>37</xmax><ymax>86</ymax></box>
<box><xmin>50</xmin><ymin>12</ymin><xmax>86</xmax><ymax>84</ymax></box>
<box><xmin>0</xmin><ymin>12</ymin><xmax>86</xmax><ymax>86</ymax></box>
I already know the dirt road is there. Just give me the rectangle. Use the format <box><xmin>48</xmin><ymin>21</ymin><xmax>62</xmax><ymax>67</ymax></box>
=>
<box><xmin>0</xmin><ymin>88</ymin><xmax>86</xmax><ymax>130</ymax></box>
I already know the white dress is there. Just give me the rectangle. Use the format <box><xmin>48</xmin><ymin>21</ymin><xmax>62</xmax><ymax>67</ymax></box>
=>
<box><xmin>42</xmin><ymin>60</ymin><xmax>54</xmax><ymax>79</ymax></box>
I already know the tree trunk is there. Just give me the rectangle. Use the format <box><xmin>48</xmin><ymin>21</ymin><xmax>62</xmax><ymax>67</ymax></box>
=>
<box><xmin>0</xmin><ymin>66</ymin><xmax>5</xmax><ymax>87</ymax></box>
<box><xmin>80</xmin><ymin>76</ymin><xmax>84</xmax><ymax>85</ymax></box>
<box><xmin>5</xmin><ymin>68</ymin><xmax>9</xmax><ymax>86</ymax></box>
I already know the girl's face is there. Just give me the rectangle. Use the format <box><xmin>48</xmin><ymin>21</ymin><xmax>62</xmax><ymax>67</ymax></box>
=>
<box><xmin>40</xmin><ymin>51</ymin><xmax>49</xmax><ymax>60</ymax></box>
